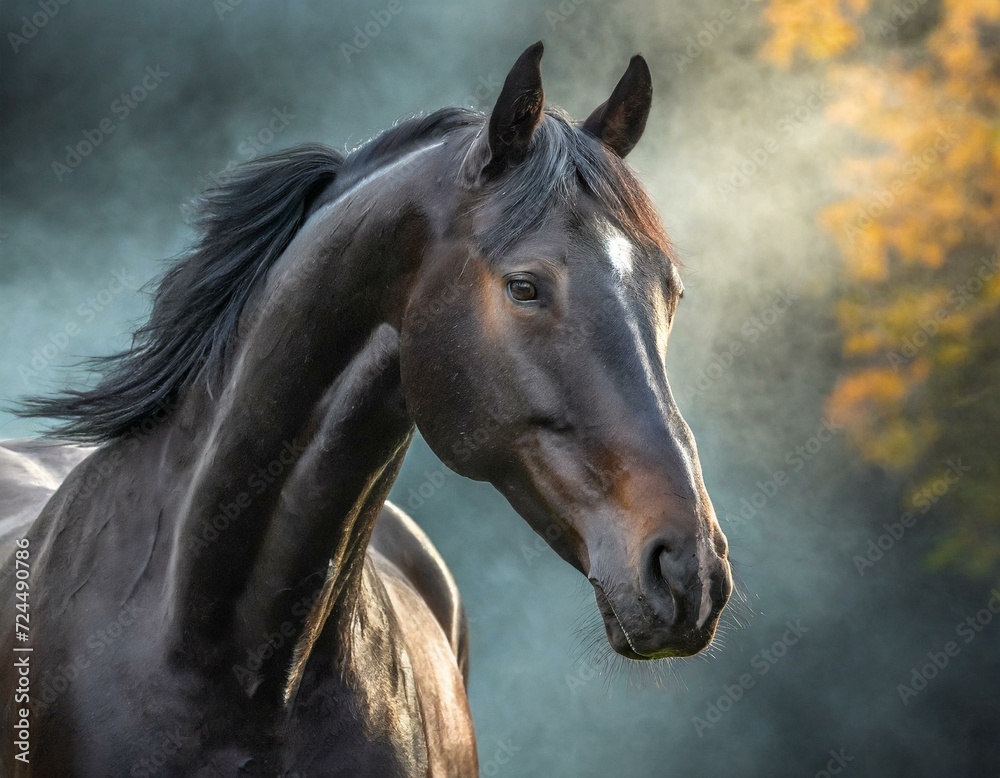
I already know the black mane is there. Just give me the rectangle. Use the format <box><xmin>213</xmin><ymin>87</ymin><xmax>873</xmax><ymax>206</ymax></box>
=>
<box><xmin>16</xmin><ymin>108</ymin><xmax>477</xmax><ymax>442</ymax></box>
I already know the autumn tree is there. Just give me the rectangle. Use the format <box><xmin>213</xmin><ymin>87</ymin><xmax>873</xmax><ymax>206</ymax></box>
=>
<box><xmin>763</xmin><ymin>0</ymin><xmax>1000</xmax><ymax>577</ymax></box>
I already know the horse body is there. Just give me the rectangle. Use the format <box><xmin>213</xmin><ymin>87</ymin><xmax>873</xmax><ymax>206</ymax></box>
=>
<box><xmin>4</xmin><ymin>108</ymin><xmax>481</xmax><ymax>776</ymax></box>
<box><xmin>1</xmin><ymin>43</ymin><xmax>732</xmax><ymax>776</ymax></box>
<box><xmin>1</xmin><ymin>437</ymin><xmax>472</xmax><ymax>776</ymax></box>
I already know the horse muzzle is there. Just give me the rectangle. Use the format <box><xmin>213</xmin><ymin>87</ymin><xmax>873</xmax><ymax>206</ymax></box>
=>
<box><xmin>590</xmin><ymin>544</ymin><xmax>732</xmax><ymax>660</ymax></box>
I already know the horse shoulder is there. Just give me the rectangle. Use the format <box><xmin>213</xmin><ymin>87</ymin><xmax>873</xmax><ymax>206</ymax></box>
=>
<box><xmin>368</xmin><ymin>501</ymin><xmax>478</xmax><ymax>776</ymax></box>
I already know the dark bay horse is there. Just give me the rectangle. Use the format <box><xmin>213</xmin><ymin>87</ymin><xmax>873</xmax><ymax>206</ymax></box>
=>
<box><xmin>0</xmin><ymin>43</ymin><xmax>731</xmax><ymax>775</ymax></box>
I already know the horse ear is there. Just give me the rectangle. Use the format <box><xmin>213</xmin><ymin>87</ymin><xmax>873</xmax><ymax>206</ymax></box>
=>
<box><xmin>582</xmin><ymin>55</ymin><xmax>652</xmax><ymax>159</ymax></box>
<box><xmin>482</xmin><ymin>41</ymin><xmax>545</xmax><ymax>178</ymax></box>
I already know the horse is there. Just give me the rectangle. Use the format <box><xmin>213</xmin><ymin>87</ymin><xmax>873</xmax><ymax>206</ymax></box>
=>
<box><xmin>0</xmin><ymin>42</ymin><xmax>732</xmax><ymax>776</ymax></box>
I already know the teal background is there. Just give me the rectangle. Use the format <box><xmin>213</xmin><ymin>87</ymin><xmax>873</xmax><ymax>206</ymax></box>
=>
<box><xmin>1</xmin><ymin>1</ymin><xmax>996</xmax><ymax>775</ymax></box>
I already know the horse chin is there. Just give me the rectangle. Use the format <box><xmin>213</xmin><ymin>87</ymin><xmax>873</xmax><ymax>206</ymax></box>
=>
<box><xmin>592</xmin><ymin>581</ymin><xmax>651</xmax><ymax>660</ymax></box>
<box><xmin>592</xmin><ymin>581</ymin><xmax>711</xmax><ymax>661</ymax></box>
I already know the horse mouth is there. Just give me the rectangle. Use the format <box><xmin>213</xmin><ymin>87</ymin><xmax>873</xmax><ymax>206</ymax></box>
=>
<box><xmin>590</xmin><ymin>581</ymin><xmax>642</xmax><ymax>659</ymax></box>
<box><xmin>590</xmin><ymin>580</ymin><xmax>703</xmax><ymax>660</ymax></box>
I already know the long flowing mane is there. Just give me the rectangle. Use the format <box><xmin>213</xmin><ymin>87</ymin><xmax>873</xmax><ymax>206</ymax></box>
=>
<box><xmin>17</xmin><ymin>109</ymin><xmax>478</xmax><ymax>442</ymax></box>
<box><xmin>16</xmin><ymin>106</ymin><xmax>671</xmax><ymax>443</ymax></box>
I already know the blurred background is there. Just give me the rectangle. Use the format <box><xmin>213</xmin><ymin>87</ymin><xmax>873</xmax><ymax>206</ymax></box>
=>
<box><xmin>1</xmin><ymin>0</ymin><xmax>997</xmax><ymax>775</ymax></box>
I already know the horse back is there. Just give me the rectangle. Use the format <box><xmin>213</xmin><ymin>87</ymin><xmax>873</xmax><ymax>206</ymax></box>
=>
<box><xmin>370</xmin><ymin>501</ymin><xmax>469</xmax><ymax>682</ymax></box>
<box><xmin>0</xmin><ymin>439</ymin><xmax>94</xmax><ymax>560</ymax></box>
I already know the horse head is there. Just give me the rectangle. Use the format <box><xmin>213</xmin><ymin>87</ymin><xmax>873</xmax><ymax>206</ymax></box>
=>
<box><xmin>400</xmin><ymin>43</ymin><xmax>731</xmax><ymax>659</ymax></box>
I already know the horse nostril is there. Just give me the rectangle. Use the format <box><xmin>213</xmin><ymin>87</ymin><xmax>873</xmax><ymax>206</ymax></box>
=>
<box><xmin>646</xmin><ymin>538</ymin><xmax>712</xmax><ymax>629</ymax></box>
<box><xmin>651</xmin><ymin>543</ymin><xmax>674</xmax><ymax>587</ymax></box>
<box><xmin>654</xmin><ymin>540</ymin><xmax>696</xmax><ymax>586</ymax></box>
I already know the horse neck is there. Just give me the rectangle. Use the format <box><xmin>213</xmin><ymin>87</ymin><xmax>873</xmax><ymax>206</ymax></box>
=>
<box><xmin>163</xmin><ymin>142</ymin><xmax>450</xmax><ymax>700</ymax></box>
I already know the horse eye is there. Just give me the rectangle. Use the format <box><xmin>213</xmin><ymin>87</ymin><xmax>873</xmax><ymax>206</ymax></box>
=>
<box><xmin>507</xmin><ymin>279</ymin><xmax>537</xmax><ymax>302</ymax></box>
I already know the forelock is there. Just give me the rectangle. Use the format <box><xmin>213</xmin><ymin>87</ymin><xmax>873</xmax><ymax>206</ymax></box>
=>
<box><xmin>472</xmin><ymin>109</ymin><xmax>674</xmax><ymax>267</ymax></box>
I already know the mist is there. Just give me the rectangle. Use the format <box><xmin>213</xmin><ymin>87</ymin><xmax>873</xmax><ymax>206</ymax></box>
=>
<box><xmin>1</xmin><ymin>0</ymin><xmax>996</xmax><ymax>775</ymax></box>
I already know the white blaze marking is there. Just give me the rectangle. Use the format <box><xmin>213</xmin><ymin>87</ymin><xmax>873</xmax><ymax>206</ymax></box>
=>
<box><xmin>602</xmin><ymin>224</ymin><xmax>666</xmax><ymax>408</ymax></box>
<box><xmin>605</xmin><ymin>229</ymin><xmax>635</xmax><ymax>280</ymax></box>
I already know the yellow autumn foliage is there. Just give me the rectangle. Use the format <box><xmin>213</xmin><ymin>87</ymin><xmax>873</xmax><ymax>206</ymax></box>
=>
<box><xmin>763</xmin><ymin>0</ymin><xmax>1000</xmax><ymax>578</ymax></box>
